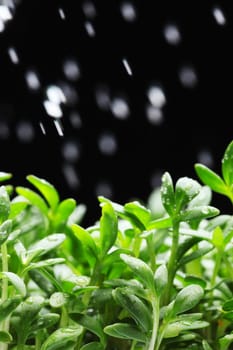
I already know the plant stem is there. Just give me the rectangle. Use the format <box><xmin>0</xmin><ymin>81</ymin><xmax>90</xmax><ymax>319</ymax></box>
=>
<box><xmin>148</xmin><ymin>298</ymin><xmax>160</xmax><ymax>350</ymax></box>
<box><xmin>0</xmin><ymin>243</ymin><xmax>9</xmax><ymax>350</ymax></box>
<box><xmin>163</xmin><ymin>221</ymin><xmax>179</xmax><ymax>305</ymax></box>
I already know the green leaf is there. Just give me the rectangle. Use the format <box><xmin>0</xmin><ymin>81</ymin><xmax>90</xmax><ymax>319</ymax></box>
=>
<box><xmin>49</xmin><ymin>292</ymin><xmax>68</xmax><ymax>308</ymax></box>
<box><xmin>219</xmin><ymin>333</ymin><xmax>233</xmax><ymax>350</ymax></box>
<box><xmin>69</xmin><ymin>313</ymin><xmax>106</xmax><ymax>345</ymax></box>
<box><xmin>164</xmin><ymin>320</ymin><xmax>209</xmax><ymax>338</ymax></box>
<box><xmin>179</xmin><ymin>206</ymin><xmax>219</xmax><ymax>222</ymax></box>
<box><xmin>147</xmin><ymin>216</ymin><xmax>172</xmax><ymax>230</ymax></box>
<box><xmin>183</xmin><ymin>275</ymin><xmax>207</xmax><ymax>289</ymax></box>
<box><xmin>0</xmin><ymin>219</ymin><xmax>12</xmax><ymax>245</ymax></box>
<box><xmin>113</xmin><ymin>288</ymin><xmax>152</xmax><ymax>332</ymax></box>
<box><xmin>154</xmin><ymin>264</ymin><xmax>168</xmax><ymax>296</ymax></box>
<box><xmin>175</xmin><ymin>177</ymin><xmax>201</xmax><ymax>212</ymax></box>
<box><xmin>0</xmin><ymin>186</ymin><xmax>10</xmax><ymax>223</ymax></box>
<box><xmin>161</xmin><ymin>172</ymin><xmax>176</xmax><ymax>216</ymax></box>
<box><xmin>28</xmin><ymin>233</ymin><xmax>66</xmax><ymax>257</ymax></box>
<box><xmin>100</xmin><ymin>202</ymin><xmax>118</xmax><ymax>255</ymax></box>
<box><xmin>188</xmin><ymin>186</ymin><xmax>212</xmax><ymax>208</ymax></box>
<box><xmin>71</xmin><ymin>224</ymin><xmax>98</xmax><ymax>265</ymax></box>
<box><xmin>30</xmin><ymin>313</ymin><xmax>60</xmax><ymax>332</ymax></box>
<box><xmin>16</xmin><ymin>186</ymin><xmax>49</xmax><ymax>214</ymax></box>
<box><xmin>195</xmin><ymin>164</ymin><xmax>228</xmax><ymax>196</ymax></box>
<box><xmin>54</xmin><ymin>198</ymin><xmax>76</xmax><ymax>227</ymax></box>
<box><xmin>0</xmin><ymin>296</ymin><xmax>22</xmax><ymax>322</ymax></box>
<box><xmin>0</xmin><ymin>272</ymin><xmax>26</xmax><ymax>296</ymax></box>
<box><xmin>80</xmin><ymin>342</ymin><xmax>104</xmax><ymax>350</ymax></box>
<box><xmin>27</xmin><ymin>174</ymin><xmax>60</xmax><ymax>210</ymax></box>
<box><xmin>124</xmin><ymin>201</ymin><xmax>151</xmax><ymax>228</ymax></box>
<box><xmin>23</xmin><ymin>258</ymin><xmax>65</xmax><ymax>274</ymax></box>
<box><xmin>0</xmin><ymin>331</ymin><xmax>12</xmax><ymax>343</ymax></box>
<box><xmin>104</xmin><ymin>323</ymin><xmax>147</xmax><ymax>343</ymax></box>
<box><xmin>202</xmin><ymin>340</ymin><xmax>213</xmax><ymax>350</ymax></box>
<box><xmin>222</xmin><ymin>140</ymin><xmax>233</xmax><ymax>186</ymax></box>
<box><xmin>41</xmin><ymin>327</ymin><xmax>83</xmax><ymax>350</ymax></box>
<box><xmin>178</xmin><ymin>242</ymin><xmax>213</xmax><ymax>267</ymax></box>
<box><xmin>9</xmin><ymin>196</ymin><xmax>28</xmax><ymax>219</ymax></box>
<box><xmin>222</xmin><ymin>298</ymin><xmax>233</xmax><ymax>312</ymax></box>
<box><xmin>173</xmin><ymin>284</ymin><xmax>204</xmax><ymax>315</ymax></box>
<box><xmin>212</xmin><ymin>226</ymin><xmax>224</xmax><ymax>249</ymax></box>
<box><xmin>0</xmin><ymin>172</ymin><xmax>12</xmax><ymax>182</ymax></box>
<box><xmin>120</xmin><ymin>253</ymin><xmax>154</xmax><ymax>290</ymax></box>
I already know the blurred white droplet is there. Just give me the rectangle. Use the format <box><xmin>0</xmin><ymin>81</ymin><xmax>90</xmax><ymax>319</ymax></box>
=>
<box><xmin>8</xmin><ymin>46</ymin><xmax>19</xmax><ymax>64</ymax></box>
<box><xmin>43</xmin><ymin>100</ymin><xmax>63</xmax><ymax>118</ymax></box>
<box><xmin>82</xmin><ymin>0</ymin><xmax>96</xmax><ymax>19</ymax></box>
<box><xmin>146</xmin><ymin>105</ymin><xmax>163</xmax><ymax>125</ymax></box>
<box><xmin>16</xmin><ymin>121</ymin><xmax>34</xmax><ymax>143</ymax></box>
<box><xmin>95</xmin><ymin>180</ymin><xmax>113</xmax><ymax>198</ymax></box>
<box><xmin>0</xmin><ymin>121</ymin><xmax>10</xmax><ymax>139</ymax></box>
<box><xmin>179</xmin><ymin>65</ymin><xmax>198</xmax><ymax>88</ymax></box>
<box><xmin>59</xmin><ymin>82</ymin><xmax>78</xmax><ymax>106</ymax></box>
<box><xmin>147</xmin><ymin>85</ymin><xmax>166</xmax><ymax>108</ymax></box>
<box><xmin>98</xmin><ymin>132</ymin><xmax>117</xmax><ymax>155</ymax></box>
<box><xmin>122</xmin><ymin>58</ymin><xmax>132</xmax><ymax>75</ymax></box>
<box><xmin>63</xmin><ymin>59</ymin><xmax>81</xmax><ymax>81</ymax></box>
<box><xmin>62</xmin><ymin>140</ymin><xmax>80</xmax><ymax>162</ymax></box>
<box><xmin>111</xmin><ymin>97</ymin><xmax>130</xmax><ymax>119</ymax></box>
<box><xmin>58</xmin><ymin>7</ymin><xmax>65</xmax><ymax>20</ymax></box>
<box><xmin>46</xmin><ymin>85</ymin><xmax>66</xmax><ymax>104</ymax></box>
<box><xmin>25</xmin><ymin>70</ymin><xmax>40</xmax><ymax>91</ymax></box>
<box><xmin>212</xmin><ymin>6</ymin><xmax>226</xmax><ymax>26</ymax></box>
<box><xmin>53</xmin><ymin>119</ymin><xmax>64</xmax><ymax>136</ymax></box>
<box><xmin>197</xmin><ymin>149</ymin><xmax>214</xmax><ymax>168</ymax></box>
<box><xmin>0</xmin><ymin>19</ymin><xmax>5</xmax><ymax>32</ymax></box>
<box><xmin>0</xmin><ymin>5</ymin><xmax>12</xmax><ymax>21</ymax></box>
<box><xmin>62</xmin><ymin>164</ymin><xmax>80</xmax><ymax>189</ymax></box>
<box><xmin>95</xmin><ymin>85</ymin><xmax>111</xmax><ymax>110</ymax></box>
<box><xmin>69</xmin><ymin>111</ymin><xmax>82</xmax><ymax>128</ymax></box>
<box><xmin>39</xmin><ymin>122</ymin><xmax>46</xmax><ymax>135</ymax></box>
<box><xmin>163</xmin><ymin>24</ymin><xmax>181</xmax><ymax>45</ymax></box>
<box><xmin>84</xmin><ymin>21</ymin><xmax>95</xmax><ymax>37</ymax></box>
<box><xmin>120</xmin><ymin>1</ymin><xmax>137</xmax><ymax>22</ymax></box>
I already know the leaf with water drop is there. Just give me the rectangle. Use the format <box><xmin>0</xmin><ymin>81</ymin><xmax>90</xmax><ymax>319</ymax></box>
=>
<box><xmin>160</xmin><ymin>172</ymin><xmax>176</xmax><ymax>216</ymax></box>
<box><xmin>222</xmin><ymin>140</ymin><xmax>233</xmax><ymax>187</ymax></box>
<box><xmin>195</xmin><ymin>164</ymin><xmax>228</xmax><ymax>196</ymax></box>
<box><xmin>100</xmin><ymin>202</ymin><xmax>118</xmax><ymax>256</ymax></box>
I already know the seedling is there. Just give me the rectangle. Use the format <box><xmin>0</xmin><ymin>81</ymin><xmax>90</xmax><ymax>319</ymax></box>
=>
<box><xmin>1</xmin><ymin>140</ymin><xmax>233</xmax><ymax>349</ymax></box>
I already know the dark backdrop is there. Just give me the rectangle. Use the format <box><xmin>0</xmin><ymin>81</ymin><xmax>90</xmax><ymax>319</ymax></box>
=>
<box><xmin>0</xmin><ymin>0</ymin><xmax>232</xmax><ymax>226</ymax></box>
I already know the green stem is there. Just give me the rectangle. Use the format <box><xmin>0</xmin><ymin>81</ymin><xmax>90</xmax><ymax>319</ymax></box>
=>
<box><xmin>163</xmin><ymin>221</ymin><xmax>179</xmax><ymax>305</ymax></box>
<box><xmin>0</xmin><ymin>243</ymin><xmax>9</xmax><ymax>350</ymax></box>
<box><xmin>132</xmin><ymin>230</ymin><xmax>142</xmax><ymax>258</ymax></box>
<box><xmin>59</xmin><ymin>306</ymin><xmax>69</xmax><ymax>328</ymax></box>
<box><xmin>148</xmin><ymin>298</ymin><xmax>160</xmax><ymax>350</ymax></box>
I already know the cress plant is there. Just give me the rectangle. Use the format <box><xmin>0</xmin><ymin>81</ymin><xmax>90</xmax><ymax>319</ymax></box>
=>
<box><xmin>1</xmin><ymin>140</ymin><xmax>233</xmax><ymax>349</ymax></box>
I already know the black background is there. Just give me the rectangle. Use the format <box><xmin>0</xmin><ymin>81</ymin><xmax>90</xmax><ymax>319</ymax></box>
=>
<box><xmin>0</xmin><ymin>0</ymin><xmax>232</xmax><ymax>226</ymax></box>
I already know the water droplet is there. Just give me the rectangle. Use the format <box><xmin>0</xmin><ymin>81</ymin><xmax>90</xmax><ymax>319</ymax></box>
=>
<box><xmin>46</xmin><ymin>85</ymin><xmax>66</xmax><ymax>104</ymax></box>
<box><xmin>146</xmin><ymin>105</ymin><xmax>163</xmax><ymax>125</ymax></box>
<box><xmin>0</xmin><ymin>5</ymin><xmax>12</xmax><ymax>22</ymax></box>
<box><xmin>98</xmin><ymin>132</ymin><xmax>118</xmax><ymax>155</ymax></box>
<box><xmin>163</xmin><ymin>23</ymin><xmax>181</xmax><ymax>45</ymax></box>
<box><xmin>69</xmin><ymin>111</ymin><xmax>82</xmax><ymax>128</ymax></box>
<box><xmin>212</xmin><ymin>6</ymin><xmax>226</xmax><ymax>26</ymax></box>
<box><xmin>178</xmin><ymin>65</ymin><xmax>198</xmax><ymax>88</ymax></box>
<box><xmin>147</xmin><ymin>85</ymin><xmax>166</xmax><ymax>108</ymax></box>
<box><xmin>84</xmin><ymin>21</ymin><xmax>96</xmax><ymax>37</ymax></box>
<box><xmin>63</xmin><ymin>59</ymin><xmax>81</xmax><ymax>81</ymax></box>
<box><xmin>111</xmin><ymin>96</ymin><xmax>130</xmax><ymax>119</ymax></box>
<box><xmin>59</xmin><ymin>82</ymin><xmax>78</xmax><ymax>106</ymax></box>
<box><xmin>53</xmin><ymin>119</ymin><xmax>64</xmax><ymax>136</ymax></box>
<box><xmin>58</xmin><ymin>7</ymin><xmax>65</xmax><ymax>20</ymax></box>
<box><xmin>197</xmin><ymin>149</ymin><xmax>213</xmax><ymax>167</ymax></box>
<box><xmin>39</xmin><ymin>122</ymin><xmax>46</xmax><ymax>135</ymax></box>
<box><xmin>122</xmin><ymin>58</ymin><xmax>132</xmax><ymax>75</ymax></box>
<box><xmin>82</xmin><ymin>0</ymin><xmax>96</xmax><ymax>19</ymax></box>
<box><xmin>62</xmin><ymin>164</ymin><xmax>80</xmax><ymax>189</ymax></box>
<box><xmin>43</xmin><ymin>100</ymin><xmax>63</xmax><ymax>118</ymax></box>
<box><xmin>61</xmin><ymin>140</ymin><xmax>81</xmax><ymax>162</ymax></box>
<box><xmin>25</xmin><ymin>70</ymin><xmax>40</xmax><ymax>91</ymax></box>
<box><xmin>95</xmin><ymin>180</ymin><xmax>113</xmax><ymax>198</ymax></box>
<box><xmin>95</xmin><ymin>84</ymin><xmax>111</xmax><ymax>110</ymax></box>
<box><xmin>120</xmin><ymin>1</ymin><xmax>137</xmax><ymax>22</ymax></box>
<box><xmin>16</xmin><ymin>120</ymin><xmax>35</xmax><ymax>143</ymax></box>
<box><xmin>8</xmin><ymin>46</ymin><xmax>19</xmax><ymax>64</ymax></box>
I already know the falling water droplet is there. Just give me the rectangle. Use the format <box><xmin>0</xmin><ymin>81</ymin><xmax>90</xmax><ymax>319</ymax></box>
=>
<box><xmin>8</xmin><ymin>46</ymin><xmax>19</xmax><ymax>64</ymax></box>
<box><xmin>212</xmin><ymin>6</ymin><xmax>226</xmax><ymax>26</ymax></box>
<box><xmin>111</xmin><ymin>96</ymin><xmax>130</xmax><ymax>119</ymax></box>
<box><xmin>163</xmin><ymin>23</ymin><xmax>181</xmax><ymax>45</ymax></box>
<box><xmin>120</xmin><ymin>1</ymin><xmax>137</xmax><ymax>22</ymax></box>
<box><xmin>98</xmin><ymin>132</ymin><xmax>118</xmax><ymax>155</ymax></box>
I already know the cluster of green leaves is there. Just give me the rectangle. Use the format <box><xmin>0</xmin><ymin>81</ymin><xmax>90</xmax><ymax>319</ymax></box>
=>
<box><xmin>1</xmin><ymin>140</ymin><xmax>233</xmax><ymax>350</ymax></box>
